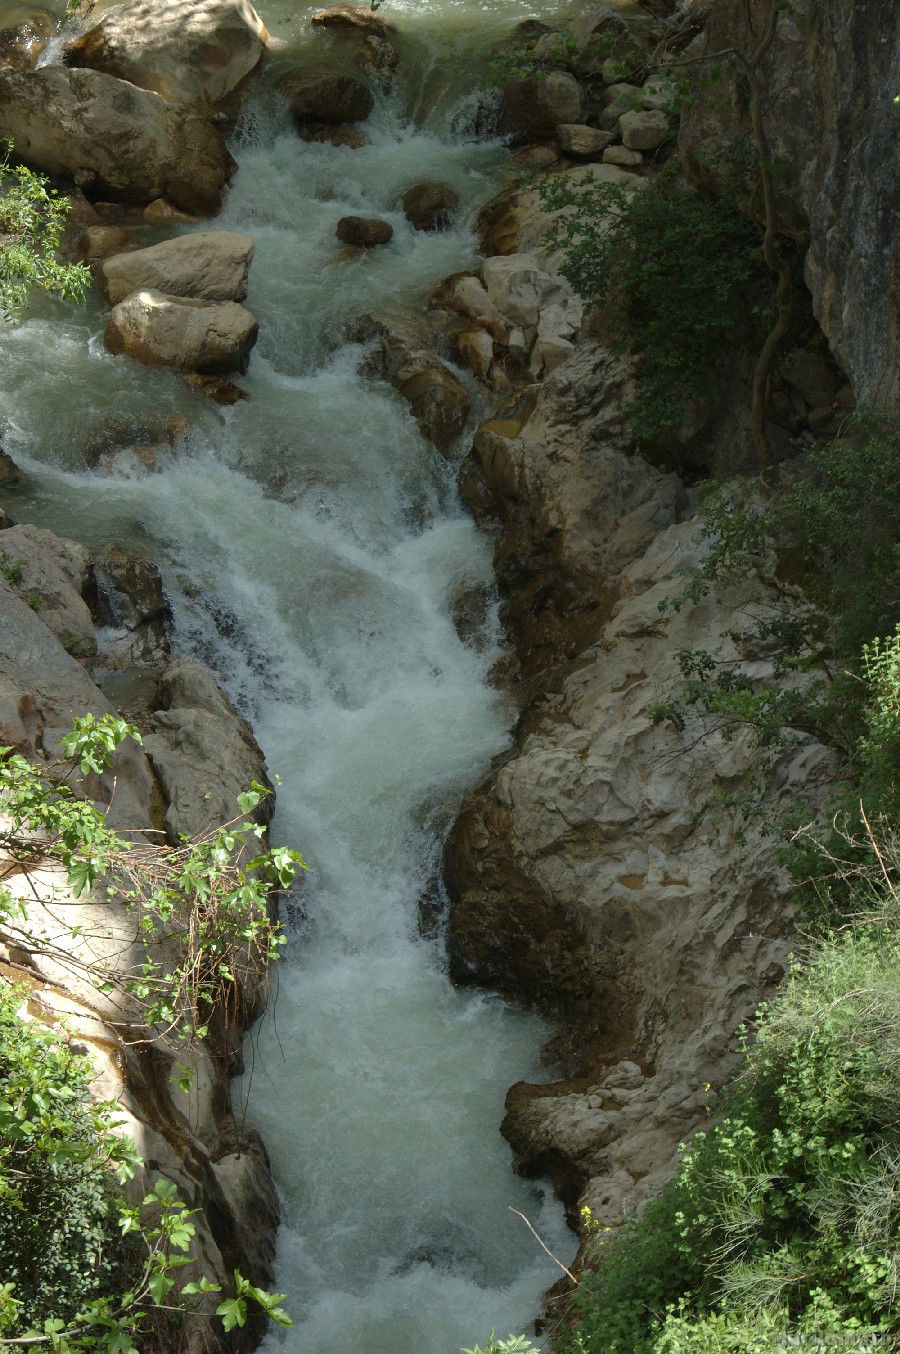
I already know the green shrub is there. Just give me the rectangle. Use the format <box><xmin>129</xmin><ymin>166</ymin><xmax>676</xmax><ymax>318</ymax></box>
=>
<box><xmin>0</xmin><ymin>984</ymin><xmax>134</xmax><ymax>1332</ymax></box>
<box><xmin>0</xmin><ymin>138</ymin><xmax>89</xmax><ymax>321</ymax></box>
<box><xmin>539</xmin><ymin>165</ymin><xmax>767</xmax><ymax>440</ymax></box>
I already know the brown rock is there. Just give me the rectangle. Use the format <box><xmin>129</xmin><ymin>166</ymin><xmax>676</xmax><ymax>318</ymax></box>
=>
<box><xmin>355</xmin><ymin>33</ymin><xmax>398</xmax><ymax>89</ymax></box>
<box><xmin>311</xmin><ymin>4</ymin><xmax>395</xmax><ymax>36</ymax></box>
<box><xmin>0</xmin><ymin>11</ymin><xmax>53</xmax><ymax>70</ymax></box>
<box><xmin>104</xmin><ymin>289</ymin><xmax>259</xmax><ymax>374</ymax></box>
<box><xmin>299</xmin><ymin>121</ymin><xmax>370</xmax><ymax>148</ymax></box>
<box><xmin>279</xmin><ymin>68</ymin><xmax>374</xmax><ymax>125</ymax></box>
<box><xmin>618</xmin><ymin>107</ymin><xmax>669</xmax><ymax>151</ymax></box>
<box><xmin>782</xmin><ymin>347</ymin><xmax>844</xmax><ymax>410</ymax></box>
<box><xmin>336</xmin><ymin>215</ymin><xmax>392</xmax><ymax>247</ymax></box>
<box><xmin>401</xmin><ymin>181</ymin><xmax>460</xmax><ymax>232</ymax></box>
<box><xmin>74</xmin><ymin>225</ymin><xmax>142</xmax><ymax>264</ymax></box>
<box><xmin>142</xmin><ymin>197</ymin><xmax>198</xmax><ymax>223</ymax></box>
<box><xmin>180</xmin><ymin>371</ymin><xmax>249</xmax><ymax>403</ymax></box>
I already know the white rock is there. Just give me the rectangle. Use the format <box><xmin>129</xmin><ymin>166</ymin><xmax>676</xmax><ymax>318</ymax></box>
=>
<box><xmin>99</xmin><ymin>231</ymin><xmax>254</xmax><ymax>305</ymax></box>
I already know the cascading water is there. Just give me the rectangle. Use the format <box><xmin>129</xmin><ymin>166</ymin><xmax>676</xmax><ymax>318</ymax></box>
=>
<box><xmin>0</xmin><ymin>1</ymin><xmax>575</xmax><ymax>1348</ymax></box>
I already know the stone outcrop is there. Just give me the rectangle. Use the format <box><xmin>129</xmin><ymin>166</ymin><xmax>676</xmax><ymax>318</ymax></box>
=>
<box><xmin>678</xmin><ymin>0</ymin><xmax>900</xmax><ymax>415</ymax></box>
<box><xmin>500</xmin><ymin>69</ymin><xmax>584</xmax><ymax>138</ymax></box>
<box><xmin>446</xmin><ymin>434</ymin><xmax>832</xmax><ymax>1225</ymax></box>
<box><xmin>105</xmin><ymin>289</ymin><xmax>259</xmax><ymax>373</ymax></box>
<box><xmin>0</xmin><ymin>66</ymin><xmax>236</xmax><ymax>215</ymax></box>
<box><xmin>98</xmin><ymin>231</ymin><xmax>255</xmax><ymax>305</ymax></box>
<box><xmin>0</xmin><ymin>520</ymin><xmax>279</xmax><ymax>1353</ymax></box>
<box><xmin>336</xmin><ymin>215</ymin><xmax>392</xmax><ymax>247</ymax></box>
<box><xmin>65</xmin><ymin>0</ymin><xmax>269</xmax><ymax>108</ymax></box>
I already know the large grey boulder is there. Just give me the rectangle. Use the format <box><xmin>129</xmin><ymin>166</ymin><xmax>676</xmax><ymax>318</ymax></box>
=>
<box><xmin>66</xmin><ymin>0</ymin><xmax>268</xmax><ymax>107</ymax></box>
<box><xmin>0</xmin><ymin>66</ymin><xmax>235</xmax><ymax>215</ymax></box>
<box><xmin>104</xmin><ymin>289</ymin><xmax>258</xmax><ymax>373</ymax></box>
<box><xmin>99</xmin><ymin>231</ymin><xmax>254</xmax><ymax>304</ymax></box>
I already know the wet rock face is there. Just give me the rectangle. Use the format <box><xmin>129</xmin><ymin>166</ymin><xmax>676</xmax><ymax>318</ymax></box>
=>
<box><xmin>336</xmin><ymin>215</ymin><xmax>392</xmax><ymax>247</ymax></box>
<box><xmin>0</xmin><ymin>66</ymin><xmax>236</xmax><ymax>215</ymax></box>
<box><xmin>65</xmin><ymin>0</ymin><xmax>268</xmax><ymax>107</ymax></box>
<box><xmin>401</xmin><ymin>181</ymin><xmax>460</xmax><ymax>232</ymax></box>
<box><xmin>678</xmin><ymin>0</ymin><xmax>900</xmax><ymax>416</ymax></box>
<box><xmin>500</xmin><ymin>69</ymin><xmax>584</xmax><ymax>138</ymax></box>
<box><xmin>279</xmin><ymin>68</ymin><xmax>374</xmax><ymax>126</ymax></box>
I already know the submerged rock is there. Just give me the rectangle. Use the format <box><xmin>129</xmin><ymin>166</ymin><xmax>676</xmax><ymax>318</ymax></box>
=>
<box><xmin>311</xmin><ymin>4</ymin><xmax>395</xmax><ymax>36</ymax></box>
<box><xmin>98</xmin><ymin>230</ymin><xmax>255</xmax><ymax>304</ymax></box>
<box><xmin>65</xmin><ymin>0</ymin><xmax>269</xmax><ymax>107</ymax></box>
<box><xmin>104</xmin><ymin>289</ymin><xmax>259</xmax><ymax>373</ymax></box>
<box><xmin>0</xmin><ymin>10</ymin><xmax>53</xmax><ymax>70</ymax></box>
<box><xmin>0</xmin><ymin>66</ymin><xmax>236</xmax><ymax>214</ymax></box>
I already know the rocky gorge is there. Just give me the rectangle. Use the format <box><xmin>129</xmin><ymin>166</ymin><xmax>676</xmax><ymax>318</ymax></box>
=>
<box><xmin>0</xmin><ymin>0</ymin><xmax>897</xmax><ymax>1350</ymax></box>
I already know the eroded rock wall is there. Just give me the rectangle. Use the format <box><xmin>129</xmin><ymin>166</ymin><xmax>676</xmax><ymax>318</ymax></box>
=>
<box><xmin>0</xmin><ymin>525</ymin><xmax>278</xmax><ymax>1354</ymax></box>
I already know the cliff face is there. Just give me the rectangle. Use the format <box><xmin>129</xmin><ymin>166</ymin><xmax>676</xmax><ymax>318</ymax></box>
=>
<box><xmin>440</xmin><ymin>0</ymin><xmax>897</xmax><ymax>1255</ymax></box>
<box><xmin>679</xmin><ymin>0</ymin><xmax>899</xmax><ymax>416</ymax></box>
<box><xmin>0</xmin><ymin>530</ymin><xmax>279</xmax><ymax>1354</ymax></box>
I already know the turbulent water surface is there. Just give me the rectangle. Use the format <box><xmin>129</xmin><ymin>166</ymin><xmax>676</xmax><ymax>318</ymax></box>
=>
<box><xmin>0</xmin><ymin>2</ymin><xmax>575</xmax><ymax>1349</ymax></box>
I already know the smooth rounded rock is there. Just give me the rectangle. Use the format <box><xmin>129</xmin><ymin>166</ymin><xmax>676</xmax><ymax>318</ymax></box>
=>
<box><xmin>280</xmin><ymin>68</ymin><xmax>373</xmax><ymax>125</ymax></box>
<box><xmin>65</xmin><ymin>0</ymin><xmax>268</xmax><ymax>107</ymax></box>
<box><xmin>619</xmin><ymin>107</ymin><xmax>669</xmax><ymax>151</ymax></box>
<box><xmin>336</xmin><ymin>215</ymin><xmax>393</xmax><ymax>247</ymax></box>
<box><xmin>104</xmin><ymin>289</ymin><xmax>258</xmax><ymax>374</ymax></box>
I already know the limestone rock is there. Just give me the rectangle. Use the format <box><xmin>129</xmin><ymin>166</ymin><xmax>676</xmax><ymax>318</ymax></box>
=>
<box><xmin>452</xmin><ymin>327</ymin><xmax>494</xmax><ymax>383</ymax></box>
<box><xmin>501</xmin><ymin>70</ymin><xmax>583</xmax><ymax>138</ymax></box>
<box><xmin>618</xmin><ymin>107</ymin><xmax>669</xmax><ymax>151</ymax></box>
<box><xmin>280</xmin><ymin>68</ymin><xmax>373</xmax><ymax>125</ymax></box>
<box><xmin>181</xmin><ymin>371</ymin><xmax>249</xmax><ymax>403</ymax></box>
<box><xmin>556</xmin><ymin>124</ymin><xmax>613</xmax><ymax>158</ymax></box>
<box><xmin>445</xmin><ymin>514</ymin><xmax>833</xmax><ymax>1215</ymax></box>
<box><xmin>88</xmin><ymin>544</ymin><xmax>170</xmax><ymax>669</ymax></box>
<box><xmin>596</xmin><ymin>81</ymin><xmax>641</xmax><ymax>131</ymax></box>
<box><xmin>144</xmin><ymin>657</ymin><xmax>272</xmax><ymax>841</ymax></box>
<box><xmin>336</xmin><ymin>215</ymin><xmax>392</xmax><ymax>247</ymax></box>
<box><xmin>0</xmin><ymin>523</ymin><xmax>96</xmax><ymax>666</ymax></box>
<box><xmin>0</xmin><ymin>66</ymin><xmax>235</xmax><ymax>215</ymax></box>
<box><xmin>104</xmin><ymin>289</ymin><xmax>259</xmax><ymax>374</ymax></box>
<box><xmin>74</xmin><ymin>225</ymin><xmax>142</xmax><ymax>264</ymax></box>
<box><xmin>436</xmin><ymin>274</ymin><xmax>504</xmax><ymax>337</ymax></box>
<box><xmin>98</xmin><ymin>231</ymin><xmax>255</xmax><ymax>305</ymax></box>
<box><xmin>401</xmin><ymin>181</ymin><xmax>460</xmax><ymax>232</ymax></box>
<box><xmin>65</xmin><ymin>0</ymin><xmax>268</xmax><ymax>107</ymax></box>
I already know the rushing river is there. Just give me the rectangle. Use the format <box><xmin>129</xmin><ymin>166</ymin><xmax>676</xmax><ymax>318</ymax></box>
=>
<box><xmin>0</xmin><ymin>1</ymin><xmax>575</xmax><ymax>1348</ymax></box>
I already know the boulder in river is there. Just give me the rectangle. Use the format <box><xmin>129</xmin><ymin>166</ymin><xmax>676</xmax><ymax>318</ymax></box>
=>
<box><xmin>0</xmin><ymin>66</ymin><xmax>236</xmax><ymax>215</ymax></box>
<box><xmin>65</xmin><ymin>0</ymin><xmax>269</xmax><ymax>107</ymax></box>
<box><xmin>279</xmin><ymin>68</ymin><xmax>374</xmax><ymax>126</ymax></box>
<box><xmin>104</xmin><ymin>289</ymin><xmax>259</xmax><ymax>374</ymax></box>
<box><xmin>98</xmin><ymin>231</ymin><xmax>255</xmax><ymax>304</ymax></box>
<box><xmin>74</xmin><ymin>225</ymin><xmax>142</xmax><ymax>264</ymax></box>
<box><xmin>299</xmin><ymin>121</ymin><xmax>370</xmax><ymax>148</ymax></box>
<box><xmin>336</xmin><ymin>215</ymin><xmax>393</xmax><ymax>247</ymax></box>
<box><xmin>401</xmin><ymin>181</ymin><xmax>460</xmax><ymax>232</ymax></box>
